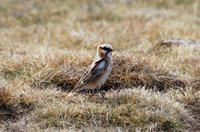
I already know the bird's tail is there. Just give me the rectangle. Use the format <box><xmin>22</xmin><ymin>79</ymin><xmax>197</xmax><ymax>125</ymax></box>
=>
<box><xmin>67</xmin><ymin>82</ymin><xmax>81</xmax><ymax>97</ymax></box>
<box><xmin>70</xmin><ymin>81</ymin><xmax>82</xmax><ymax>93</ymax></box>
<box><xmin>67</xmin><ymin>82</ymin><xmax>87</xmax><ymax>98</ymax></box>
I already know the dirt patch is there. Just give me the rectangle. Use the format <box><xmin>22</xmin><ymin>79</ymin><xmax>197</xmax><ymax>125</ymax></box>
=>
<box><xmin>0</xmin><ymin>103</ymin><xmax>33</xmax><ymax>127</ymax></box>
<box><xmin>186</xmin><ymin>100</ymin><xmax>200</xmax><ymax>131</ymax></box>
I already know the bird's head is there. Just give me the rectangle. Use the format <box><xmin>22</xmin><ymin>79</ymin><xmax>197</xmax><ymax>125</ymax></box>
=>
<box><xmin>98</xmin><ymin>44</ymin><xmax>113</xmax><ymax>59</ymax></box>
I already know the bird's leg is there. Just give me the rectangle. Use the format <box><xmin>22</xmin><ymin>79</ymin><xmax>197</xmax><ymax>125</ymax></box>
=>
<box><xmin>97</xmin><ymin>86</ymin><xmax>105</xmax><ymax>98</ymax></box>
<box><xmin>89</xmin><ymin>89</ymin><xmax>95</xmax><ymax>98</ymax></box>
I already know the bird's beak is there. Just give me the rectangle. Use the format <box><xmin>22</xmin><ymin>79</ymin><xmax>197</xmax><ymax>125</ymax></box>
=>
<box><xmin>110</xmin><ymin>49</ymin><xmax>113</xmax><ymax>52</ymax></box>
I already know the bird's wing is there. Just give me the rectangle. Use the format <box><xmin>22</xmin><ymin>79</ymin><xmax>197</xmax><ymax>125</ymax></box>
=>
<box><xmin>82</xmin><ymin>58</ymin><xmax>109</xmax><ymax>83</ymax></box>
<box><xmin>72</xmin><ymin>58</ymin><xmax>108</xmax><ymax>92</ymax></box>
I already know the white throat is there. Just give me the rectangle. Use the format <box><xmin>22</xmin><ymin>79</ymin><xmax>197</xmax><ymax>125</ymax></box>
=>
<box><xmin>107</xmin><ymin>52</ymin><xmax>112</xmax><ymax>59</ymax></box>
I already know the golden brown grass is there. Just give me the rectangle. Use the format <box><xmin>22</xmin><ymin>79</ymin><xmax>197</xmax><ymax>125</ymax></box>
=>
<box><xmin>0</xmin><ymin>0</ymin><xmax>200</xmax><ymax>131</ymax></box>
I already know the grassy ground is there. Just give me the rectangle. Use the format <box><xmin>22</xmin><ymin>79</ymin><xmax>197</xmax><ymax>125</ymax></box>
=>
<box><xmin>0</xmin><ymin>0</ymin><xmax>200</xmax><ymax>131</ymax></box>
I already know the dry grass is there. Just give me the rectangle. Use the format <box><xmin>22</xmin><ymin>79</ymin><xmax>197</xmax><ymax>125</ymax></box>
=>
<box><xmin>0</xmin><ymin>0</ymin><xmax>200</xmax><ymax>131</ymax></box>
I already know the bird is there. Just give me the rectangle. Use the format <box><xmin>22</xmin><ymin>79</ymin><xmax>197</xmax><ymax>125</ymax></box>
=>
<box><xmin>71</xmin><ymin>44</ymin><xmax>113</xmax><ymax>97</ymax></box>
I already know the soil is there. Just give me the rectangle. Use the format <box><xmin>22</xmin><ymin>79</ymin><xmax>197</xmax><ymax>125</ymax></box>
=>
<box><xmin>185</xmin><ymin>100</ymin><xmax>200</xmax><ymax>131</ymax></box>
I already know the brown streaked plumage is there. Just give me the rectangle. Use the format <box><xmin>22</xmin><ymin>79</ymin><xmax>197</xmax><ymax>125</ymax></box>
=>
<box><xmin>71</xmin><ymin>44</ymin><xmax>113</xmax><ymax>97</ymax></box>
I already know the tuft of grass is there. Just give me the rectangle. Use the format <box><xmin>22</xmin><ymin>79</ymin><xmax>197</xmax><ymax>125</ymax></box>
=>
<box><xmin>30</xmin><ymin>89</ymin><xmax>186</xmax><ymax>131</ymax></box>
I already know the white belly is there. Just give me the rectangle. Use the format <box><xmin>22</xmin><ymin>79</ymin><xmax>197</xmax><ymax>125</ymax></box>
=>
<box><xmin>98</xmin><ymin>63</ymin><xmax>112</xmax><ymax>86</ymax></box>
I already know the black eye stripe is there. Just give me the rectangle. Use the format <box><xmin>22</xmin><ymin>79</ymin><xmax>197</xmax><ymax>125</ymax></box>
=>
<box><xmin>100</xmin><ymin>47</ymin><xmax>111</xmax><ymax>51</ymax></box>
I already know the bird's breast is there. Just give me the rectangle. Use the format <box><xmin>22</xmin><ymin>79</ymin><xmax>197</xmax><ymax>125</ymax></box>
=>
<box><xmin>98</xmin><ymin>63</ymin><xmax>112</xmax><ymax>86</ymax></box>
